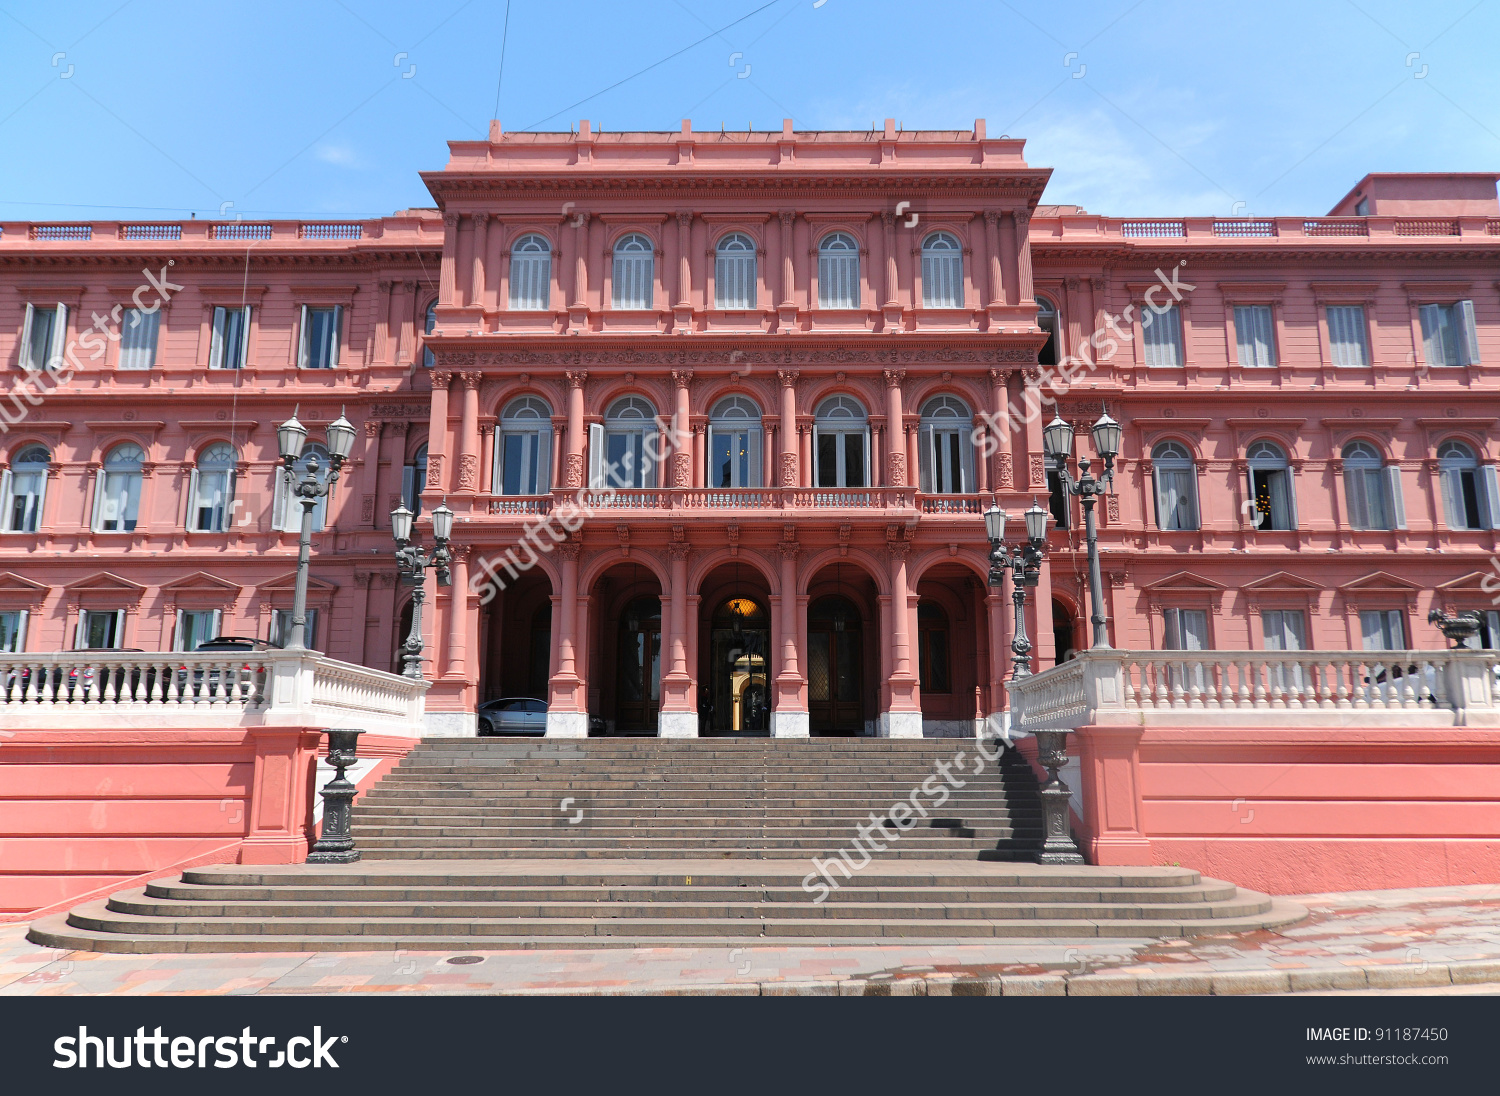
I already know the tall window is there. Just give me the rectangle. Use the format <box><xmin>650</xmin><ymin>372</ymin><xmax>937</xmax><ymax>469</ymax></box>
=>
<box><xmin>1</xmin><ymin>445</ymin><xmax>49</xmax><ymax>533</ymax></box>
<box><xmin>175</xmin><ymin>609</ymin><xmax>221</xmax><ymax>652</ymax></box>
<box><xmin>95</xmin><ymin>443</ymin><xmax>144</xmax><ymax>532</ymax></box>
<box><xmin>708</xmin><ymin>395</ymin><xmax>763</xmax><ymax>488</ymax></box>
<box><xmin>918</xmin><ymin>395</ymin><xmax>973</xmax><ymax>494</ymax></box>
<box><xmin>0</xmin><ymin>609</ymin><xmax>25</xmax><ymax>652</ymax></box>
<box><xmin>496</xmin><ymin>396</ymin><xmax>553</xmax><ymax>495</ymax></box>
<box><xmin>813</xmin><ymin>396</ymin><xmax>869</xmax><ymax>488</ymax></box>
<box><xmin>920</xmin><ymin>232</ymin><xmax>963</xmax><ymax>308</ymax></box>
<box><xmin>402</xmin><ymin>444</ymin><xmax>428</xmax><ymax>517</ymax></box>
<box><xmin>298</xmin><ymin>305</ymin><xmax>342</xmax><ymax>369</ymax></box>
<box><xmin>188</xmin><ymin>443</ymin><xmax>237</xmax><ymax>532</ymax></box>
<box><xmin>715</xmin><ymin>233</ymin><xmax>757</xmax><ymax>309</ymax></box>
<box><xmin>817</xmin><ymin>232</ymin><xmax>860</xmax><ymax>309</ymax></box>
<box><xmin>1342</xmin><ymin>441</ymin><xmax>1403</xmax><ymax>531</ymax></box>
<box><xmin>1261</xmin><ymin>609</ymin><xmax>1306</xmax><ymax>651</ymax></box>
<box><xmin>509</xmin><ymin>234</ymin><xmax>552</xmax><ymax>310</ymax></box>
<box><xmin>591</xmin><ymin>396</ymin><xmax>660</xmax><ymax>488</ymax></box>
<box><xmin>209</xmin><ymin>306</ymin><xmax>250</xmax><ymax>369</ymax></box>
<box><xmin>917</xmin><ymin>602</ymin><xmax>951</xmax><ymax>694</ymax></box>
<box><xmin>1142</xmin><ymin>304</ymin><xmax>1184</xmax><ymax>367</ymax></box>
<box><xmin>1234</xmin><ymin>305</ymin><xmax>1275</xmax><ymax>367</ymax></box>
<box><xmin>19</xmin><ymin>303</ymin><xmax>65</xmax><ymax>372</ymax></box>
<box><xmin>1326</xmin><ymin>305</ymin><xmax>1368</xmax><ymax>367</ymax></box>
<box><xmin>611</xmin><ymin>233</ymin><xmax>654</xmax><ymax>310</ymax></box>
<box><xmin>1246</xmin><ymin>440</ymin><xmax>1295</xmax><ymax>530</ymax></box>
<box><xmin>1035</xmin><ymin>295</ymin><xmax>1058</xmax><ymax>366</ymax></box>
<box><xmin>118</xmin><ymin>308</ymin><xmax>160</xmax><ymax>370</ymax></box>
<box><xmin>77</xmin><ymin>610</ymin><xmax>124</xmax><ymax>649</ymax></box>
<box><xmin>1152</xmin><ymin>441</ymin><xmax>1199</xmax><ymax>530</ymax></box>
<box><xmin>422</xmin><ymin>299</ymin><xmax>437</xmax><ymax>368</ymax></box>
<box><xmin>270</xmin><ymin>609</ymin><xmax>318</xmax><ymax>650</ymax></box>
<box><xmin>1438</xmin><ymin>440</ymin><xmax>1496</xmax><ymax>530</ymax></box>
<box><xmin>274</xmin><ymin>442</ymin><xmax>331</xmax><ymax>532</ymax></box>
<box><xmin>1420</xmin><ymin>301</ymin><xmax>1481</xmax><ymax>367</ymax></box>
<box><xmin>1047</xmin><ymin>467</ymin><xmax>1070</xmax><ymax>531</ymax></box>
<box><xmin>1360</xmin><ymin>610</ymin><xmax>1406</xmax><ymax>651</ymax></box>
<box><xmin>1162</xmin><ymin>607</ymin><xmax>1208</xmax><ymax>651</ymax></box>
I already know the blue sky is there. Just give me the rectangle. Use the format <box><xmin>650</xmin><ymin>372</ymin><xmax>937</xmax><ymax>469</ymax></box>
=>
<box><xmin>1</xmin><ymin>0</ymin><xmax>1496</xmax><ymax>220</ymax></box>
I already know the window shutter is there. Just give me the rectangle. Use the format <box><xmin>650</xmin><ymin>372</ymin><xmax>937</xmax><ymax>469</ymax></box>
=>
<box><xmin>50</xmin><ymin>304</ymin><xmax>66</xmax><ymax>368</ymax></box>
<box><xmin>1459</xmin><ymin>300</ymin><xmax>1481</xmax><ymax>365</ymax></box>
<box><xmin>1385</xmin><ymin>465</ymin><xmax>1406</xmax><ymax>529</ymax></box>
<box><xmin>1284</xmin><ymin>469</ymin><xmax>1298</xmax><ymax>531</ymax></box>
<box><xmin>14</xmin><ymin>609</ymin><xmax>26</xmax><ymax>652</ymax></box>
<box><xmin>642</xmin><ymin>424</ymin><xmax>658</xmax><ymax>488</ymax></box>
<box><xmin>209</xmin><ymin>307</ymin><xmax>226</xmax><ymax>369</ymax></box>
<box><xmin>748</xmin><ymin>426</ymin><xmax>763</xmax><ymax>489</ymax></box>
<box><xmin>19</xmin><ymin>303</ymin><xmax>35</xmax><ymax>370</ymax></box>
<box><xmin>1342</xmin><ymin>467</ymin><xmax>1362</xmax><ymax>529</ymax></box>
<box><xmin>297</xmin><ymin>305</ymin><xmax>310</xmax><ymax>369</ymax></box>
<box><xmin>960</xmin><ymin>428</ymin><xmax>975</xmax><ymax>493</ymax></box>
<box><xmin>1245</xmin><ymin>470</ymin><xmax>1258</xmax><ymax>527</ymax></box>
<box><xmin>330</xmin><ymin>305</ymin><xmax>343</xmax><ymax>368</ymax></box>
<box><xmin>537</xmin><ymin>427</ymin><xmax>553</xmax><ymax>493</ymax></box>
<box><xmin>1419</xmin><ymin>304</ymin><xmax>1443</xmax><ymax>366</ymax></box>
<box><xmin>91</xmin><ymin>467</ymin><xmax>107</xmax><ymax>533</ymax></box>
<box><xmin>1483</xmin><ymin>465</ymin><xmax>1500</xmax><ymax>530</ymax></box>
<box><xmin>187</xmin><ymin>469</ymin><xmax>201</xmax><ymax>531</ymax></box>
<box><xmin>0</xmin><ymin>469</ymin><xmax>11</xmax><ymax>532</ymax></box>
<box><xmin>588</xmin><ymin>423</ymin><xmax>604</xmax><ymax>487</ymax></box>
<box><xmin>918</xmin><ymin>423</ymin><xmax>933</xmax><ymax>492</ymax></box>
<box><xmin>1438</xmin><ymin>466</ymin><xmax>1461</xmax><ymax>530</ymax></box>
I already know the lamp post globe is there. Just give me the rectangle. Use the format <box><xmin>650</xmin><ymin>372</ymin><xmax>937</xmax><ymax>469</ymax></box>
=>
<box><xmin>430</xmin><ymin>500</ymin><xmax>455</xmax><ymax>543</ymax></box>
<box><xmin>277</xmin><ymin>409</ymin><xmax>308</xmax><ymax>463</ymax></box>
<box><xmin>983</xmin><ymin>503</ymin><xmax>1006</xmax><ymax>544</ymax></box>
<box><xmin>1024</xmin><ymin>497</ymin><xmax>1050</xmax><ymax>544</ymax></box>
<box><xmin>325</xmin><ymin>406</ymin><xmax>357</xmax><ymax>462</ymax></box>
<box><xmin>1091</xmin><ymin>406</ymin><xmax>1122</xmax><ymax>465</ymax></box>
<box><xmin>1042</xmin><ymin>415</ymin><xmax>1074</xmax><ymax>463</ymax></box>
<box><xmin>390</xmin><ymin>504</ymin><xmax>414</xmax><ymax>544</ymax></box>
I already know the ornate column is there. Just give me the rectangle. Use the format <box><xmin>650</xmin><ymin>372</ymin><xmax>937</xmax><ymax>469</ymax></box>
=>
<box><xmin>564</xmin><ymin>370</ymin><xmax>588</xmax><ymax>488</ymax></box>
<box><xmin>457</xmin><ymin>372</ymin><xmax>482</xmax><ymax>492</ymax></box>
<box><xmin>444</xmin><ymin>544</ymin><xmax>471</xmax><ymax>680</ymax></box>
<box><xmin>1022</xmin><ymin>370</ymin><xmax>1046</xmax><ymax>489</ymax></box>
<box><xmin>438</xmin><ymin>212</ymin><xmax>460</xmax><ymax>306</ymax></box>
<box><xmin>546</xmin><ymin>539</ymin><xmax>587</xmax><ymax>737</ymax></box>
<box><xmin>469</xmin><ymin>213</ymin><xmax>489</xmax><ymax>310</ymax></box>
<box><xmin>884</xmin><ymin>369</ymin><xmax>907</xmax><ymax>487</ymax></box>
<box><xmin>478</xmin><ymin>423</ymin><xmax>495</xmax><ymax>495</ymax></box>
<box><xmin>777</xmin><ymin>370</ymin><xmax>799</xmax><ymax>487</ymax></box>
<box><xmin>660</xmin><ymin>532</ymin><xmax>697</xmax><ymax>737</ymax></box>
<box><xmin>771</xmin><ymin>532</ymin><xmax>808</xmax><ymax>737</ymax></box>
<box><xmin>671</xmin><ymin>370</ymin><xmax>693</xmax><ymax>488</ymax></box>
<box><xmin>1013</xmin><ymin>210</ymin><xmax>1035</xmax><ymax>306</ymax></box>
<box><xmin>991</xmin><ymin>369</ymin><xmax>1013</xmax><ymax>491</ymax></box>
<box><xmin>799</xmin><ymin>423</ymin><xmax>812</xmax><ymax>488</ymax></box>
<box><xmin>426</xmin><ymin>371</ymin><xmax>452</xmax><ymax>495</ymax></box>
<box><xmin>882</xmin><ymin>532</ymin><xmax>922</xmax><ymax>737</ymax></box>
<box><xmin>397</xmin><ymin>280</ymin><xmax>418</xmax><ymax>364</ymax></box>
<box><xmin>983</xmin><ymin>210</ymin><xmax>1004</xmax><ymax>311</ymax></box>
<box><xmin>358</xmin><ymin>419</ymin><xmax>382</xmax><ymax>528</ymax></box>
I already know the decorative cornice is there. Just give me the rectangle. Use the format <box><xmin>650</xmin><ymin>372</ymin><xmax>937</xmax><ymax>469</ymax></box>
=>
<box><xmin>435</xmin><ymin>345</ymin><xmax>1035</xmax><ymax>369</ymax></box>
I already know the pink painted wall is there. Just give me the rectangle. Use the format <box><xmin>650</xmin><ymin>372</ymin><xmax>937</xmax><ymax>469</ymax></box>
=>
<box><xmin>1067</xmin><ymin>724</ymin><xmax>1500</xmax><ymax>895</ymax></box>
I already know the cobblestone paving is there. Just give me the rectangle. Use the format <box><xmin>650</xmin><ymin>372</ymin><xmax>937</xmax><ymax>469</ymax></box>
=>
<box><xmin>3</xmin><ymin>883</ymin><xmax>1499</xmax><ymax>996</ymax></box>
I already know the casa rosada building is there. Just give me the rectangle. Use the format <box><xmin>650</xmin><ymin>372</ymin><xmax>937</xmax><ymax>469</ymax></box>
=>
<box><xmin>3</xmin><ymin>119</ymin><xmax>1500</xmax><ymax>741</ymax></box>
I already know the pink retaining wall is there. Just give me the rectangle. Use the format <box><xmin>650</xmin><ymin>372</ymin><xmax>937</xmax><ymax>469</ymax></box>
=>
<box><xmin>0</xmin><ymin>729</ymin><xmax>415</xmax><ymax>915</ymax></box>
<box><xmin>1067</xmin><ymin>726</ymin><xmax>1500</xmax><ymax>895</ymax></box>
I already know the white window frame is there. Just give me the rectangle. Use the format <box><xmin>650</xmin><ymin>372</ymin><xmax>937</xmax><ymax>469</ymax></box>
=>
<box><xmin>1151</xmin><ymin>442</ymin><xmax>1199</xmax><ymax>530</ymax></box>
<box><xmin>817</xmin><ymin>232</ymin><xmax>860</xmax><ymax>310</ymax></box>
<box><xmin>174</xmin><ymin>608</ymin><xmax>222</xmax><ymax>652</ymax></box>
<box><xmin>0</xmin><ymin>608</ymin><xmax>27</xmax><ymax>652</ymax></box>
<box><xmin>188</xmin><ymin>444</ymin><xmax>238</xmax><ymax>532</ymax></box>
<box><xmin>1246</xmin><ymin>441</ymin><xmax>1296</xmax><ymax>531</ymax></box>
<box><xmin>1234</xmin><ymin>304</ymin><xmax>1275</xmax><ymax>367</ymax></box>
<box><xmin>707</xmin><ymin>396</ymin><xmax>763</xmax><ymax>489</ymax></box>
<box><xmin>714</xmin><ymin>233</ymin><xmax>757</xmax><ymax>310</ymax></box>
<box><xmin>917</xmin><ymin>396</ymin><xmax>974</xmax><ymax>494</ymax></box>
<box><xmin>1341</xmin><ymin>442</ymin><xmax>1402</xmax><ymax>531</ymax></box>
<box><xmin>920</xmin><ymin>232</ymin><xmax>963</xmax><ymax>309</ymax></box>
<box><xmin>118</xmin><ymin>307</ymin><xmax>160</xmax><ymax>370</ymax></box>
<box><xmin>1261</xmin><ymin>609</ymin><xmax>1307</xmax><ymax>651</ymax></box>
<box><xmin>93</xmin><ymin>444</ymin><xmax>145</xmax><ymax>533</ymax></box>
<box><xmin>1326</xmin><ymin>305</ymin><xmax>1368</xmax><ymax>367</ymax></box>
<box><xmin>272</xmin><ymin>444</ymin><xmax>331</xmax><ymax>533</ymax></box>
<box><xmin>19</xmin><ymin>303</ymin><xmax>66</xmax><ymax>372</ymax></box>
<box><xmin>75</xmin><ymin>609</ymin><xmax>125</xmax><ymax>649</ymax></box>
<box><xmin>1142</xmin><ymin>304</ymin><xmax>1184</xmax><ymax>367</ymax></box>
<box><xmin>297</xmin><ymin>304</ymin><xmax>342</xmax><ymax>370</ymax></box>
<box><xmin>1</xmin><ymin>447</ymin><xmax>49</xmax><ymax>533</ymax></box>
<box><xmin>592</xmin><ymin>397</ymin><xmax>660</xmax><ymax>489</ymax></box>
<box><xmin>1419</xmin><ymin>300</ymin><xmax>1481</xmax><ymax>367</ymax></box>
<box><xmin>812</xmin><ymin>396</ymin><xmax>870</xmax><ymax>489</ymax></box>
<box><xmin>209</xmin><ymin>306</ymin><xmax>251</xmax><ymax>370</ymax></box>
<box><xmin>1437</xmin><ymin>441</ymin><xmax>1499</xmax><ymax>531</ymax></box>
<box><xmin>1359</xmin><ymin>609</ymin><xmax>1406</xmax><ymax>651</ymax></box>
<box><xmin>509</xmin><ymin>235</ymin><xmax>552</xmax><ymax>311</ymax></box>
<box><xmin>496</xmin><ymin>397</ymin><xmax>554</xmax><ymax>496</ymax></box>
<box><xmin>611</xmin><ymin>234</ymin><xmax>655</xmax><ymax>310</ymax></box>
<box><xmin>270</xmin><ymin>608</ymin><xmax>317</xmax><ymax>650</ymax></box>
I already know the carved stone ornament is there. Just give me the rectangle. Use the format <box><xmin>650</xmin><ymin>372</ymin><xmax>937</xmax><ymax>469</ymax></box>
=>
<box><xmin>779</xmin><ymin>452</ymin><xmax>798</xmax><ymax>487</ymax></box>
<box><xmin>457</xmin><ymin>454</ymin><xmax>479</xmax><ymax>490</ymax></box>
<box><xmin>426</xmin><ymin>453</ymin><xmax>444</xmax><ymax>489</ymax></box>
<box><xmin>565</xmin><ymin>452</ymin><xmax>585</xmax><ymax>488</ymax></box>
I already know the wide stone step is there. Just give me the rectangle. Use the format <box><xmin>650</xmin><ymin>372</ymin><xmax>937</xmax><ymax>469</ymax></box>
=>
<box><xmin>358</xmin><ymin>847</ymin><xmax>1042</xmax><ymax>860</ymax></box>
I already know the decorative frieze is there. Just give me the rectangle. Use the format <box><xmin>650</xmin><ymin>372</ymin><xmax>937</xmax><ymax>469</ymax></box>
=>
<box><xmin>434</xmin><ymin>347</ymin><xmax>1034</xmax><ymax>369</ymax></box>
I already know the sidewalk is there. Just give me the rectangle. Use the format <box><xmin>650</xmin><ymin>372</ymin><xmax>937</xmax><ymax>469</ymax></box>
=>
<box><xmin>4</xmin><ymin>883</ymin><xmax>1500</xmax><ymax>996</ymax></box>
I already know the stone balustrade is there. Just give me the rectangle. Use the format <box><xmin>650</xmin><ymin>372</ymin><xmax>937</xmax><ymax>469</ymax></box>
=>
<box><xmin>1009</xmin><ymin>649</ymin><xmax>1500</xmax><ymax>732</ymax></box>
<box><xmin>0</xmin><ymin>649</ymin><xmax>428</xmax><ymax>734</ymax></box>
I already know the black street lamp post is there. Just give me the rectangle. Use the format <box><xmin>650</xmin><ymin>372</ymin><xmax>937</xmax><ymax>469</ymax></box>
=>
<box><xmin>1043</xmin><ymin>408</ymin><xmax>1123</xmax><ymax>650</ymax></box>
<box><xmin>391</xmin><ymin>500</ymin><xmax>454</xmax><ymax>680</ymax></box>
<box><xmin>277</xmin><ymin>407</ymin><xmax>357</xmax><ymax>651</ymax></box>
<box><xmin>307</xmin><ymin>728</ymin><xmax>362</xmax><ymax>864</ymax></box>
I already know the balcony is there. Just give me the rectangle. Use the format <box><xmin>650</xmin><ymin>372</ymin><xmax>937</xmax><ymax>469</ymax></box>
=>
<box><xmin>0</xmin><ymin>649</ymin><xmax>428</xmax><ymax>734</ymax></box>
<box><xmin>1009</xmin><ymin>649</ymin><xmax>1500</xmax><ymax>731</ymax></box>
<box><xmin>470</xmin><ymin>487</ymin><xmax>991</xmax><ymax>518</ymax></box>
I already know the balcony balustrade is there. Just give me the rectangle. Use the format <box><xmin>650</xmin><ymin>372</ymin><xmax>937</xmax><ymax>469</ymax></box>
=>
<box><xmin>469</xmin><ymin>487</ymin><xmax>988</xmax><ymax>517</ymax></box>
<box><xmin>1009</xmin><ymin>648</ymin><xmax>1500</xmax><ymax>732</ymax></box>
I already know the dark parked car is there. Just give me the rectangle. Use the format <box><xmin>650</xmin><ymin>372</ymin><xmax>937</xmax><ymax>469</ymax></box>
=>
<box><xmin>477</xmin><ymin>697</ymin><xmax>548</xmax><ymax>736</ymax></box>
<box><xmin>181</xmin><ymin>637</ymin><xmax>274</xmax><ymax>697</ymax></box>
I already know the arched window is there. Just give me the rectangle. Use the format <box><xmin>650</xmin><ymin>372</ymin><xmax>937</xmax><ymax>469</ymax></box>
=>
<box><xmin>917</xmin><ymin>601</ymin><xmax>951</xmax><ymax>694</ymax></box>
<box><xmin>818</xmin><ymin>232</ymin><xmax>860</xmax><ymax>309</ymax></box>
<box><xmin>813</xmin><ymin>396</ymin><xmax>869</xmax><ymax>488</ymax></box>
<box><xmin>509</xmin><ymin>234</ymin><xmax>552</xmax><ymax>311</ymax></box>
<box><xmin>1438</xmin><ymin>440</ymin><xmax>1496</xmax><ymax>530</ymax></box>
<box><xmin>422</xmin><ymin>299</ymin><xmax>437</xmax><ymax>368</ymax></box>
<box><xmin>918</xmin><ymin>395</ymin><xmax>974</xmax><ymax>494</ymax></box>
<box><xmin>1036</xmin><ymin>295</ymin><xmax>1059</xmax><ymax>366</ymax></box>
<box><xmin>275</xmin><ymin>442</ymin><xmax>331</xmax><ymax>533</ymax></box>
<box><xmin>2</xmin><ymin>444</ymin><xmax>49</xmax><ymax>533</ymax></box>
<box><xmin>611</xmin><ymin>233</ymin><xmax>654</xmax><ymax>310</ymax></box>
<box><xmin>1152</xmin><ymin>441</ymin><xmax>1199</xmax><ymax>530</ymax></box>
<box><xmin>1246</xmin><ymin>440</ymin><xmax>1295</xmax><ymax>531</ymax></box>
<box><xmin>497</xmin><ymin>396</ymin><xmax>553</xmax><ymax>496</ymax></box>
<box><xmin>402</xmin><ymin>443</ymin><xmax>428</xmax><ymax>518</ymax></box>
<box><xmin>708</xmin><ymin>395</ymin><xmax>763</xmax><ymax>488</ymax></box>
<box><xmin>921</xmin><ymin>231</ymin><xmax>963</xmax><ymax>308</ymax></box>
<box><xmin>1342</xmin><ymin>441</ymin><xmax>1404</xmax><ymax>531</ymax></box>
<box><xmin>94</xmin><ymin>443</ymin><xmax>144</xmax><ymax>532</ymax></box>
<box><xmin>715</xmin><ymin>233</ymin><xmax>757</xmax><ymax>310</ymax></box>
<box><xmin>188</xmin><ymin>442</ymin><xmax>238</xmax><ymax>532</ymax></box>
<box><xmin>592</xmin><ymin>396</ymin><xmax>661</xmax><ymax>489</ymax></box>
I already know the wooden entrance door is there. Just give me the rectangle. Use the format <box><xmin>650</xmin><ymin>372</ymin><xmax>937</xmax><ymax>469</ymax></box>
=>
<box><xmin>615</xmin><ymin>597</ymin><xmax>661</xmax><ymax>733</ymax></box>
<box><xmin>808</xmin><ymin>596</ymin><xmax>863</xmax><ymax>735</ymax></box>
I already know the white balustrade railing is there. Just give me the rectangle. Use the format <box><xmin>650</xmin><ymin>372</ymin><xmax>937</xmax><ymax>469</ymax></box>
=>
<box><xmin>0</xmin><ymin>649</ymin><xmax>428</xmax><ymax>734</ymax></box>
<box><xmin>1010</xmin><ymin>649</ymin><xmax>1500</xmax><ymax>732</ymax></box>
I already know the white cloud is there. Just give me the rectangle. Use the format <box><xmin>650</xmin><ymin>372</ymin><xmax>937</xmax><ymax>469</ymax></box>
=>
<box><xmin>315</xmin><ymin>143</ymin><xmax>362</xmax><ymax>168</ymax></box>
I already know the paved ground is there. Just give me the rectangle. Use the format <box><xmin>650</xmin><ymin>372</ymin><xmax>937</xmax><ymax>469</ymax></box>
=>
<box><xmin>4</xmin><ymin>882</ymin><xmax>1500</xmax><ymax>995</ymax></box>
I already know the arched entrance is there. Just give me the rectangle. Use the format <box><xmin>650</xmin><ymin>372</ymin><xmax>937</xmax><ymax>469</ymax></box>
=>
<box><xmin>588</xmin><ymin>562</ymin><xmax>665</xmax><ymax>736</ymax></box>
<box><xmin>705</xmin><ymin>596</ymin><xmax>770</xmax><ymax>735</ymax></box>
<box><xmin>1053</xmin><ymin>597</ymin><xmax>1079</xmax><ymax>666</ymax></box>
<box><xmin>616</xmin><ymin>596</ymin><xmax>662</xmax><ymax>732</ymax></box>
<box><xmin>479</xmin><ymin>571</ymin><xmax>553</xmax><ymax>701</ymax></box>
<box><xmin>808</xmin><ymin>596</ymin><xmax>863</xmax><ymax>735</ymax></box>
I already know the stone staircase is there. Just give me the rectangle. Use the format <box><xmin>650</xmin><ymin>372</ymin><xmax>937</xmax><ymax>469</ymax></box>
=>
<box><xmin>28</xmin><ymin>739</ymin><xmax>1306</xmax><ymax>952</ymax></box>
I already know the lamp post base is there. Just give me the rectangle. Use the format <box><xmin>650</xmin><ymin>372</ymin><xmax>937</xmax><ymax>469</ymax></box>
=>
<box><xmin>1034</xmin><ymin>730</ymin><xmax>1085</xmax><ymax>865</ymax></box>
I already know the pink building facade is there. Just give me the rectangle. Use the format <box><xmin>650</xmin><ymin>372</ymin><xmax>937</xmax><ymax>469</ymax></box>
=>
<box><xmin>2</xmin><ymin>122</ymin><xmax>1499</xmax><ymax>748</ymax></box>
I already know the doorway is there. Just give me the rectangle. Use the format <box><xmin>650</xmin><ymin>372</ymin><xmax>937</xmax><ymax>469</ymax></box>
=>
<box><xmin>1053</xmin><ymin>598</ymin><xmax>1077</xmax><ymax>666</ymax></box>
<box><xmin>705</xmin><ymin>596</ymin><xmax>770</xmax><ymax>735</ymax></box>
<box><xmin>614</xmin><ymin>596</ymin><xmax>662</xmax><ymax>732</ymax></box>
<box><xmin>808</xmin><ymin>596</ymin><xmax>863</xmax><ymax>736</ymax></box>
